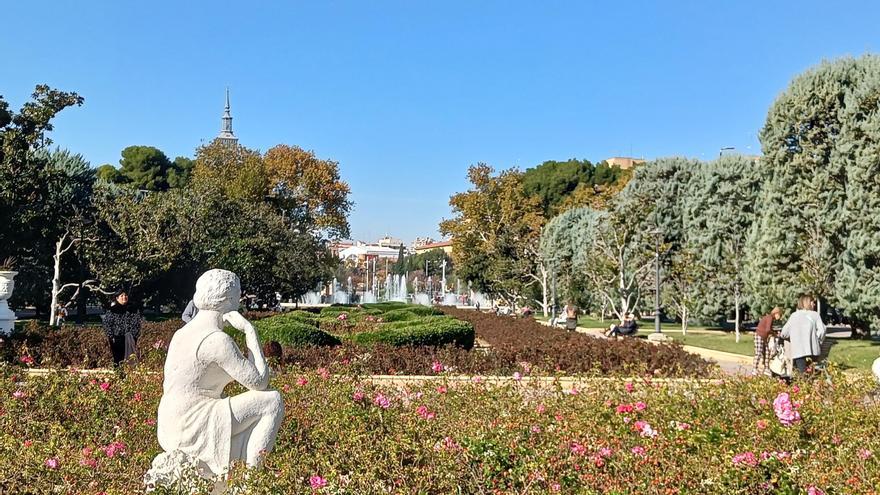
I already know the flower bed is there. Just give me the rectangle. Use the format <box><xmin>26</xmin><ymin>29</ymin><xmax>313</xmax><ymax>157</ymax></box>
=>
<box><xmin>3</xmin><ymin>306</ymin><xmax>713</xmax><ymax>377</ymax></box>
<box><xmin>441</xmin><ymin>307</ymin><xmax>713</xmax><ymax>377</ymax></box>
<box><xmin>1</xmin><ymin>363</ymin><xmax>878</xmax><ymax>493</ymax></box>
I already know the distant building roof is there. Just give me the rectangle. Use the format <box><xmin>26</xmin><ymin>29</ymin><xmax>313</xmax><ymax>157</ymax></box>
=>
<box><xmin>414</xmin><ymin>240</ymin><xmax>453</xmax><ymax>253</ymax></box>
<box><xmin>604</xmin><ymin>157</ymin><xmax>645</xmax><ymax>169</ymax></box>
<box><xmin>338</xmin><ymin>244</ymin><xmax>400</xmax><ymax>260</ymax></box>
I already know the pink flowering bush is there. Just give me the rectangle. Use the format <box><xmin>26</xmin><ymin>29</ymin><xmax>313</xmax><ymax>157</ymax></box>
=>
<box><xmin>773</xmin><ymin>392</ymin><xmax>802</xmax><ymax>426</ymax></box>
<box><xmin>0</xmin><ymin>362</ymin><xmax>879</xmax><ymax>493</ymax></box>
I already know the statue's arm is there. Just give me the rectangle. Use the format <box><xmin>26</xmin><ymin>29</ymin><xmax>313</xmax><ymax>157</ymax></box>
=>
<box><xmin>198</xmin><ymin>331</ymin><xmax>270</xmax><ymax>391</ymax></box>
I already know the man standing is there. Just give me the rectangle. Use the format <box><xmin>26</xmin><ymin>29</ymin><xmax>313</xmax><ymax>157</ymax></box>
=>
<box><xmin>754</xmin><ymin>307</ymin><xmax>782</xmax><ymax>375</ymax></box>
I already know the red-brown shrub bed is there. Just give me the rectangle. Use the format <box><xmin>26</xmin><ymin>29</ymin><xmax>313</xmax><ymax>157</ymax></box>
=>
<box><xmin>4</xmin><ymin>309</ymin><xmax>712</xmax><ymax>377</ymax></box>
<box><xmin>439</xmin><ymin>307</ymin><xmax>713</xmax><ymax>377</ymax></box>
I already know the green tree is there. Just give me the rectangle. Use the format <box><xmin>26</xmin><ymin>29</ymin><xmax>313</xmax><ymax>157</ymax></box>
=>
<box><xmin>192</xmin><ymin>141</ymin><xmax>268</xmax><ymax>202</ymax></box>
<box><xmin>540</xmin><ymin>207</ymin><xmax>602</xmax><ymax>309</ymax></box>
<box><xmin>263</xmin><ymin>144</ymin><xmax>353</xmax><ymax>239</ymax></box>
<box><xmin>441</xmin><ymin>164</ymin><xmax>546</xmax><ymax>313</ymax></box>
<box><xmin>95</xmin><ymin>163</ymin><xmax>121</xmax><ymax>183</ymax></box>
<box><xmin>684</xmin><ymin>155</ymin><xmax>767</xmax><ymax>339</ymax></box>
<box><xmin>832</xmin><ymin>56</ymin><xmax>880</xmax><ymax>336</ymax></box>
<box><xmin>744</xmin><ymin>57</ymin><xmax>856</xmax><ymax>322</ymax></box>
<box><xmin>522</xmin><ymin>158</ymin><xmax>594</xmax><ymax>216</ymax></box>
<box><xmin>168</xmin><ymin>156</ymin><xmax>194</xmax><ymax>189</ymax></box>
<box><xmin>118</xmin><ymin>145</ymin><xmax>173</xmax><ymax>191</ymax></box>
<box><xmin>0</xmin><ymin>85</ymin><xmax>84</xmax><ymax>285</ymax></box>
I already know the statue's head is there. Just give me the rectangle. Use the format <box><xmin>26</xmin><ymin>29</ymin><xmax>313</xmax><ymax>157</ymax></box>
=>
<box><xmin>193</xmin><ymin>269</ymin><xmax>241</xmax><ymax>312</ymax></box>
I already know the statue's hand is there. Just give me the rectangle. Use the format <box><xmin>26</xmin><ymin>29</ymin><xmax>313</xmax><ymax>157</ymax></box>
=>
<box><xmin>222</xmin><ymin>311</ymin><xmax>254</xmax><ymax>333</ymax></box>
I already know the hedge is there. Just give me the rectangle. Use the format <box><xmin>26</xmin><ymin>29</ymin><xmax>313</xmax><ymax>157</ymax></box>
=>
<box><xmin>254</xmin><ymin>317</ymin><xmax>340</xmax><ymax>347</ymax></box>
<box><xmin>350</xmin><ymin>316</ymin><xmax>474</xmax><ymax>349</ymax></box>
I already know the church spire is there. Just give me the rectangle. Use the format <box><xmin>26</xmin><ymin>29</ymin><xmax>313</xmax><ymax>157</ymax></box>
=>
<box><xmin>217</xmin><ymin>87</ymin><xmax>238</xmax><ymax>145</ymax></box>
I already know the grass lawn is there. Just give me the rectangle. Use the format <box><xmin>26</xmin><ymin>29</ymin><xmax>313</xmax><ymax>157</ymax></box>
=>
<box><xmin>535</xmin><ymin>314</ymin><xmax>721</xmax><ymax>333</ymax></box>
<box><xmin>534</xmin><ymin>314</ymin><xmax>880</xmax><ymax>370</ymax></box>
<box><xmin>657</xmin><ymin>329</ymin><xmax>880</xmax><ymax>370</ymax></box>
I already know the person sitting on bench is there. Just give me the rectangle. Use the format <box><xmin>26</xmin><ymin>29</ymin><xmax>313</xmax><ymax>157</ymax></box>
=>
<box><xmin>606</xmin><ymin>313</ymin><xmax>638</xmax><ymax>337</ymax></box>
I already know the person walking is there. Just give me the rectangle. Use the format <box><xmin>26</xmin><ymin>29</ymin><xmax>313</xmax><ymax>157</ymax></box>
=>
<box><xmin>564</xmin><ymin>302</ymin><xmax>578</xmax><ymax>332</ymax></box>
<box><xmin>753</xmin><ymin>307</ymin><xmax>782</xmax><ymax>375</ymax></box>
<box><xmin>102</xmin><ymin>290</ymin><xmax>143</xmax><ymax>365</ymax></box>
<box><xmin>780</xmin><ymin>295</ymin><xmax>826</xmax><ymax>375</ymax></box>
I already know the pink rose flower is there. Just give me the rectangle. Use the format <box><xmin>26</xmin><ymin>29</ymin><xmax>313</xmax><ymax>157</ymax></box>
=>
<box><xmin>732</xmin><ymin>451</ymin><xmax>758</xmax><ymax>467</ymax></box>
<box><xmin>45</xmin><ymin>458</ymin><xmax>59</xmax><ymax>469</ymax></box>
<box><xmin>99</xmin><ymin>381</ymin><xmax>111</xmax><ymax>392</ymax></box>
<box><xmin>513</xmin><ymin>372</ymin><xmax>522</xmax><ymax>382</ymax></box>
<box><xmin>756</xmin><ymin>419</ymin><xmax>769</xmax><ymax>430</ymax></box>
<box><xmin>431</xmin><ymin>361</ymin><xmax>445</xmax><ymax>373</ymax></box>
<box><xmin>373</xmin><ymin>393</ymin><xmax>391</xmax><ymax>409</ymax></box>
<box><xmin>773</xmin><ymin>392</ymin><xmax>801</xmax><ymax>426</ymax></box>
<box><xmin>318</xmin><ymin>368</ymin><xmax>330</xmax><ymax>380</ymax></box>
<box><xmin>634</xmin><ymin>401</ymin><xmax>647</xmax><ymax>411</ymax></box>
<box><xmin>19</xmin><ymin>355</ymin><xmax>34</xmax><ymax>366</ymax></box>
<box><xmin>570</xmin><ymin>442</ymin><xmax>586</xmax><ymax>455</ymax></box>
<box><xmin>807</xmin><ymin>486</ymin><xmax>824</xmax><ymax>495</ymax></box>
<box><xmin>858</xmin><ymin>448</ymin><xmax>873</xmax><ymax>460</ymax></box>
<box><xmin>624</xmin><ymin>382</ymin><xmax>635</xmax><ymax>393</ymax></box>
<box><xmin>12</xmin><ymin>390</ymin><xmax>25</xmax><ymax>399</ymax></box>
<box><xmin>310</xmin><ymin>475</ymin><xmax>327</xmax><ymax>489</ymax></box>
<box><xmin>615</xmin><ymin>404</ymin><xmax>633</xmax><ymax>414</ymax></box>
<box><xmin>296</xmin><ymin>376</ymin><xmax>308</xmax><ymax>386</ymax></box>
<box><xmin>631</xmin><ymin>446</ymin><xmax>646</xmax><ymax>457</ymax></box>
<box><xmin>352</xmin><ymin>390</ymin><xmax>365</xmax><ymax>402</ymax></box>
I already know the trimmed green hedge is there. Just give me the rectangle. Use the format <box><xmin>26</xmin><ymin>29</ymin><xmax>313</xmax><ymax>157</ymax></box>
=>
<box><xmin>255</xmin><ymin>315</ymin><xmax>340</xmax><ymax>347</ymax></box>
<box><xmin>351</xmin><ymin>316</ymin><xmax>474</xmax><ymax>349</ymax></box>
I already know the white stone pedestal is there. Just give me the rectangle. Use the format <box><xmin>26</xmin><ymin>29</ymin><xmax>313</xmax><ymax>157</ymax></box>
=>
<box><xmin>0</xmin><ymin>271</ymin><xmax>17</xmax><ymax>336</ymax></box>
<box><xmin>647</xmin><ymin>332</ymin><xmax>672</xmax><ymax>343</ymax></box>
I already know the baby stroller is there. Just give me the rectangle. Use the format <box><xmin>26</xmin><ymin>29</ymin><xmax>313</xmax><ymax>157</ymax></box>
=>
<box><xmin>767</xmin><ymin>335</ymin><xmax>834</xmax><ymax>383</ymax></box>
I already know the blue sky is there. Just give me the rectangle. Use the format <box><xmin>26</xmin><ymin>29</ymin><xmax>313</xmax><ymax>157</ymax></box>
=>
<box><xmin>2</xmin><ymin>1</ymin><xmax>878</xmax><ymax>242</ymax></box>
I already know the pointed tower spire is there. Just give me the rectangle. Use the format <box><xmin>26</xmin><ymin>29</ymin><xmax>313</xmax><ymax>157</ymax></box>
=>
<box><xmin>217</xmin><ymin>87</ymin><xmax>238</xmax><ymax>145</ymax></box>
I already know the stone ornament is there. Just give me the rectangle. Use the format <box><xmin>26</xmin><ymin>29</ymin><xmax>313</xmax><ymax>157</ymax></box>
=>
<box><xmin>0</xmin><ymin>271</ymin><xmax>18</xmax><ymax>336</ymax></box>
<box><xmin>145</xmin><ymin>269</ymin><xmax>283</xmax><ymax>492</ymax></box>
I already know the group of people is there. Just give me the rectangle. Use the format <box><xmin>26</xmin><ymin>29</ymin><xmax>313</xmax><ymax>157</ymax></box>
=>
<box><xmin>753</xmin><ymin>294</ymin><xmax>827</xmax><ymax>377</ymax></box>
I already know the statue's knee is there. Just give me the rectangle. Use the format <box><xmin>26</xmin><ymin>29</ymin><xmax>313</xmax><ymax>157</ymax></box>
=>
<box><xmin>265</xmin><ymin>390</ymin><xmax>283</xmax><ymax>414</ymax></box>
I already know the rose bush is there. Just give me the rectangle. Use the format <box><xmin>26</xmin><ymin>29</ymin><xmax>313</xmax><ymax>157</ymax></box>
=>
<box><xmin>1</xmin><ymin>361</ymin><xmax>878</xmax><ymax>494</ymax></box>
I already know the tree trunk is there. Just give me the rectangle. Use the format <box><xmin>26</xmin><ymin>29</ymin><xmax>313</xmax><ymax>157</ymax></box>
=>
<box><xmin>49</xmin><ymin>237</ymin><xmax>64</xmax><ymax>326</ymax></box>
<box><xmin>541</xmin><ymin>265</ymin><xmax>549</xmax><ymax>317</ymax></box>
<box><xmin>681</xmin><ymin>306</ymin><xmax>688</xmax><ymax>336</ymax></box>
<box><xmin>734</xmin><ymin>289</ymin><xmax>741</xmax><ymax>343</ymax></box>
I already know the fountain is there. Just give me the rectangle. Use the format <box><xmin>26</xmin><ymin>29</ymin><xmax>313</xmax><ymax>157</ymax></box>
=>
<box><xmin>361</xmin><ymin>291</ymin><xmax>377</xmax><ymax>303</ymax></box>
<box><xmin>300</xmin><ymin>291</ymin><xmax>322</xmax><ymax>305</ymax></box>
<box><xmin>471</xmin><ymin>291</ymin><xmax>492</xmax><ymax>309</ymax></box>
<box><xmin>383</xmin><ymin>274</ymin><xmax>409</xmax><ymax>302</ymax></box>
<box><xmin>332</xmin><ymin>277</ymin><xmax>349</xmax><ymax>304</ymax></box>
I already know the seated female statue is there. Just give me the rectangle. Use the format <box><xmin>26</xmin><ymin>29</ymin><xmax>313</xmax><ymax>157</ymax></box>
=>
<box><xmin>146</xmin><ymin>269</ymin><xmax>283</xmax><ymax>487</ymax></box>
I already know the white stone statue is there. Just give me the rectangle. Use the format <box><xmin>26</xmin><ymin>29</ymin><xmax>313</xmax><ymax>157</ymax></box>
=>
<box><xmin>873</xmin><ymin>356</ymin><xmax>880</xmax><ymax>385</ymax></box>
<box><xmin>145</xmin><ymin>269</ymin><xmax>283</xmax><ymax>491</ymax></box>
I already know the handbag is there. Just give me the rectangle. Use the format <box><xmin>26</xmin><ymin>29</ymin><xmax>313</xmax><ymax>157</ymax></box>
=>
<box><xmin>124</xmin><ymin>332</ymin><xmax>141</xmax><ymax>363</ymax></box>
<box><xmin>768</xmin><ymin>337</ymin><xmax>790</xmax><ymax>377</ymax></box>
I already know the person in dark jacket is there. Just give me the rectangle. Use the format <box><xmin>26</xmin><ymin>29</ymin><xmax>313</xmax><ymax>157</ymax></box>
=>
<box><xmin>607</xmin><ymin>313</ymin><xmax>639</xmax><ymax>337</ymax></box>
<box><xmin>102</xmin><ymin>290</ymin><xmax>143</xmax><ymax>365</ymax></box>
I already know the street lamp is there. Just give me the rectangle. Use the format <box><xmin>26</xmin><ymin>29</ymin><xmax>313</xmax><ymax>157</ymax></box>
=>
<box><xmin>649</xmin><ymin>228</ymin><xmax>663</xmax><ymax>335</ymax></box>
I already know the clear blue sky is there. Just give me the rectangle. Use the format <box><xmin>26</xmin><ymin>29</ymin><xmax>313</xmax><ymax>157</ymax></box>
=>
<box><xmin>2</xmin><ymin>1</ymin><xmax>878</xmax><ymax>242</ymax></box>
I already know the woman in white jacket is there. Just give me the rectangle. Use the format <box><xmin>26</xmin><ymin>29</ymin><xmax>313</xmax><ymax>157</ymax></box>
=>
<box><xmin>780</xmin><ymin>294</ymin><xmax>826</xmax><ymax>374</ymax></box>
